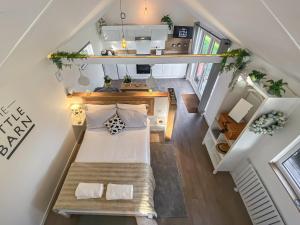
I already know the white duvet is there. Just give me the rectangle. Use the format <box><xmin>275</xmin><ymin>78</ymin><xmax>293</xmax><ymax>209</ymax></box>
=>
<box><xmin>75</xmin><ymin>122</ymin><xmax>150</xmax><ymax>164</ymax></box>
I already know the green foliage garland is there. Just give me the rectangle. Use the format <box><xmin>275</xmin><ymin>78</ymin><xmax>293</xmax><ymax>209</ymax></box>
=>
<box><xmin>49</xmin><ymin>51</ymin><xmax>88</xmax><ymax>70</ymax></box>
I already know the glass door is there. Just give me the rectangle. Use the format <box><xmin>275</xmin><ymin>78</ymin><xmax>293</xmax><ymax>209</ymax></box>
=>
<box><xmin>192</xmin><ymin>31</ymin><xmax>220</xmax><ymax>98</ymax></box>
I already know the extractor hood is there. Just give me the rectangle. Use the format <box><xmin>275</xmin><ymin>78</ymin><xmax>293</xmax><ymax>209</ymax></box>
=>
<box><xmin>135</xmin><ymin>36</ymin><xmax>151</xmax><ymax>55</ymax></box>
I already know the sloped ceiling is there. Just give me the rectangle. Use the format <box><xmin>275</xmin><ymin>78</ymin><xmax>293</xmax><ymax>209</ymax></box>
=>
<box><xmin>1</xmin><ymin>0</ymin><xmax>299</xmax><ymax>82</ymax></box>
<box><xmin>180</xmin><ymin>0</ymin><xmax>300</xmax><ymax>80</ymax></box>
<box><xmin>102</xmin><ymin>0</ymin><xmax>195</xmax><ymax>26</ymax></box>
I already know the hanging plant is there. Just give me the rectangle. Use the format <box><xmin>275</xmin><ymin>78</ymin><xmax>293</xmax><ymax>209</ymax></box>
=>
<box><xmin>96</xmin><ymin>17</ymin><xmax>107</xmax><ymax>36</ymax></box>
<box><xmin>220</xmin><ymin>48</ymin><xmax>251</xmax><ymax>88</ymax></box>
<box><xmin>249</xmin><ymin>111</ymin><xmax>287</xmax><ymax>136</ymax></box>
<box><xmin>249</xmin><ymin>70</ymin><xmax>267</xmax><ymax>83</ymax></box>
<box><xmin>161</xmin><ymin>15</ymin><xmax>173</xmax><ymax>30</ymax></box>
<box><xmin>123</xmin><ymin>74</ymin><xmax>132</xmax><ymax>83</ymax></box>
<box><xmin>264</xmin><ymin>79</ymin><xmax>288</xmax><ymax>97</ymax></box>
<box><xmin>49</xmin><ymin>51</ymin><xmax>88</xmax><ymax>70</ymax></box>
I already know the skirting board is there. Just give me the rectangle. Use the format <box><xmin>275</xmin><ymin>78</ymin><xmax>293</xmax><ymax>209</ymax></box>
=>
<box><xmin>40</xmin><ymin>128</ymin><xmax>85</xmax><ymax>225</ymax></box>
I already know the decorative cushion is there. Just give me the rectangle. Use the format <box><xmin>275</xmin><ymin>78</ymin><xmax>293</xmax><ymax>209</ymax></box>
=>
<box><xmin>104</xmin><ymin>114</ymin><xmax>126</xmax><ymax>135</ymax></box>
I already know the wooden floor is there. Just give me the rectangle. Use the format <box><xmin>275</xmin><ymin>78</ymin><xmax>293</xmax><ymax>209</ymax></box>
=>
<box><xmin>45</xmin><ymin>79</ymin><xmax>251</xmax><ymax>225</ymax></box>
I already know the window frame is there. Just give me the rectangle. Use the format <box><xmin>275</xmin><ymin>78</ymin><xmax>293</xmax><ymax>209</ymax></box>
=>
<box><xmin>270</xmin><ymin>136</ymin><xmax>300</xmax><ymax>211</ymax></box>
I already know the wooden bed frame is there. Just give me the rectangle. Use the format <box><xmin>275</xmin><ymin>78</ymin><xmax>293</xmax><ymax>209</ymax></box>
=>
<box><xmin>68</xmin><ymin>91</ymin><xmax>169</xmax><ymax>116</ymax></box>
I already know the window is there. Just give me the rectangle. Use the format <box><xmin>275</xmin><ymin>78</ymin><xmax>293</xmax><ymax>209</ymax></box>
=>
<box><xmin>271</xmin><ymin>138</ymin><xmax>300</xmax><ymax>210</ymax></box>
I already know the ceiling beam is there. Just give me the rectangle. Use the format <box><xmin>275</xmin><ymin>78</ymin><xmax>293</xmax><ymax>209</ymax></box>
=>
<box><xmin>54</xmin><ymin>54</ymin><xmax>223</xmax><ymax>65</ymax></box>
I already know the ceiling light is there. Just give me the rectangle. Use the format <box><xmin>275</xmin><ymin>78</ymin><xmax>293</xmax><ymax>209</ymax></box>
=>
<box><xmin>119</xmin><ymin>0</ymin><xmax>127</xmax><ymax>49</ymax></box>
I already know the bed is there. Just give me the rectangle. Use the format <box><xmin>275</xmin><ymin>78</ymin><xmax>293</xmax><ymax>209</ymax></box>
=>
<box><xmin>53</xmin><ymin>97</ymin><xmax>157</xmax><ymax>218</ymax></box>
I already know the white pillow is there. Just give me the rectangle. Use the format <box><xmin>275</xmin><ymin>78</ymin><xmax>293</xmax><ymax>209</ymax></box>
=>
<box><xmin>117</xmin><ymin>104</ymin><xmax>147</xmax><ymax>115</ymax></box>
<box><xmin>86</xmin><ymin>104</ymin><xmax>117</xmax><ymax>129</ymax></box>
<box><xmin>117</xmin><ymin>109</ymin><xmax>147</xmax><ymax>128</ymax></box>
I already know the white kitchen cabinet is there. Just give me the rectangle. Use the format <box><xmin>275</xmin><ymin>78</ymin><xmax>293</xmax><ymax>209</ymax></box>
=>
<box><xmin>152</xmin><ymin>64</ymin><xmax>164</xmax><ymax>78</ymax></box>
<box><xmin>162</xmin><ymin>64</ymin><xmax>188</xmax><ymax>78</ymax></box>
<box><xmin>151</xmin><ymin>28</ymin><xmax>168</xmax><ymax>41</ymax></box>
<box><xmin>102</xmin><ymin>29</ymin><xmax>122</xmax><ymax>41</ymax></box>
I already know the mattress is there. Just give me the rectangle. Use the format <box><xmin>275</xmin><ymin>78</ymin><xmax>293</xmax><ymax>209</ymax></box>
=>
<box><xmin>75</xmin><ymin>122</ymin><xmax>150</xmax><ymax>164</ymax></box>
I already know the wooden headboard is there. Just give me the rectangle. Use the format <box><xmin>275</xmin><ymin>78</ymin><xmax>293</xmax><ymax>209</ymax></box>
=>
<box><xmin>68</xmin><ymin>92</ymin><xmax>169</xmax><ymax>116</ymax></box>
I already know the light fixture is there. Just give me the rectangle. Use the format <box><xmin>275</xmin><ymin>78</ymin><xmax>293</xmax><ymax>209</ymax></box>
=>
<box><xmin>70</xmin><ymin>103</ymin><xmax>86</xmax><ymax>126</ymax></box>
<box><xmin>144</xmin><ymin>0</ymin><xmax>148</xmax><ymax>15</ymax></box>
<box><xmin>119</xmin><ymin>0</ymin><xmax>127</xmax><ymax>49</ymax></box>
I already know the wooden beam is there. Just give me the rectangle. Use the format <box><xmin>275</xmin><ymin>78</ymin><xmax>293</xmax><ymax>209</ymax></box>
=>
<box><xmin>53</xmin><ymin>54</ymin><xmax>222</xmax><ymax>65</ymax></box>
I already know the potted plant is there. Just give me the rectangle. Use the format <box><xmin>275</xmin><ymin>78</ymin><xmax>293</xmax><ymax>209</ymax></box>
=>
<box><xmin>220</xmin><ymin>48</ymin><xmax>251</xmax><ymax>88</ymax></box>
<box><xmin>104</xmin><ymin>75</ymin><xmax>112</xmax><ymax>87</ymax></box>
<box><xmin>264</xmin><ymin>79</ymin><xmax>288</xmax><ymax>97</ymax></box>
<box><xmin>123</xmin><ymin>74</ymin><xmax>132</xmax><ymax>84</ymax></box>
<box><xmin>161</xmin><ymin>15</ymin><xmax>173</xmax><ymax>31</ymax></box>
<box><xmin>249</xmin><ymin>70</ymin><xmax>267</xmax><ymax>83</ymax></box>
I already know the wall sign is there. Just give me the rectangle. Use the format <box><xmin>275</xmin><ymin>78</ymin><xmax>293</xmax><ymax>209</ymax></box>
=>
<box><xmin>0</xmin><ymin>100</ymin><xmax>35</xmax><ymax>160</ymax></box>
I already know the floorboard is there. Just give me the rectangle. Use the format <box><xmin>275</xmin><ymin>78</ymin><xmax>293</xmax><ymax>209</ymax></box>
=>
<box><xmin>44</xmin><ymin>79</ymin><xmax>252</xmax><ymax>225</ymax></box>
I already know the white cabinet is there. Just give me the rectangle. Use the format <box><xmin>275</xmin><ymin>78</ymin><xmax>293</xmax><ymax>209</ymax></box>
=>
<box><xmin>162</xmin><ymin>64</ymin><xmax>187</xmax><ymax>78</ymax></box>
<box><xmin>152</xmin><ymin>64</ymin><xmax>163</xmax><ymax>78</ymax></box>
<box><xmin>102</xmin><ymin>29</ymin><xmax>122</xmax><ymax>41</ymax></box>
<box><xmin>151</xmin><ymin>28</ymin><xmax>168</xmax><ymax>41</ymax></box>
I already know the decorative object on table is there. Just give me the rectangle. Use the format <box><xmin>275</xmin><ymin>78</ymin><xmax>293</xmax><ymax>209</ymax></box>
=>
<box><xmin>123</xmin><ymin>74</ymin><xmax>132</xmax><ymax>83</ymax></box>
<box><xmin>161</xmin><ymin>14</ymin><xmax>173</xmax><ymax>31</ymax></box>
<box><xmin>249</xmin><ymin>111</ymin><xmax>287</xmax><ymax>136</ymax></box>
<box><xmin>216</xmin><ymin>143</ymin><xmax>230</xmax><ymax>154</ymax></box>
<box><xmin>49</xmin><ymin>51</ymin><xmax>87</xmax><ymax>70</ymax></box>
<box><xmin>264</xmin><ymin>79</ymin><xmax>288</xmax><ymax>97</ymax></box>
<box><xmin>249</xmin><ymin>70</ymin><xmax>267</xmax><ymax>83</ymax></box>
<box><xmin>95</xmin><ymin>17</ymin><xmax>106</xmax><ymax>36</ymax></box>
<box><xmin>70</xmin><ymin>103</ymin><xmax>86</xmax><ymax>126</ymax></box>
<box><xmin>228</xmin><ymin>98</ymin><xmax>253</xmax><ymax>123</ymax></box>
<box><xmin>220</xmin><ymin>48</ymin><xmax>251</xmax><ymax>88</ymax></box>
<box><xmin>104</xmin><ymin>75</ymin><xmax>112</xmax><ymax>88</ymax></box>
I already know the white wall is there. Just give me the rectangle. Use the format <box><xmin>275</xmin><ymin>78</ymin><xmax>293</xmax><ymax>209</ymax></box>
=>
<box><xmin>59</xmin><ymin>21</ymin><xmax>105</xmax><ymax>92</ymax></box>
<box><xmin>248</xmin><ymin>106</ymin><xmax>300</xmax><ymax>225</ymax></box>
<box><xmin>0</xmin><ymin>1</ymin><xmax>112</xmax><ymax>225</ymax></box>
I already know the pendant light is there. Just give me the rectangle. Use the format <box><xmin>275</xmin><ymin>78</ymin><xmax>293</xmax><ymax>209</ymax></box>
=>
<box><xmin>144</xmin><ymin>0</ymin><xmax>148</xmax><ymax>15</ymax></box>
<box><xmin>119</xmin><ymin>0</ymin><xmax>127</xmax><ymax>49</ymax></box>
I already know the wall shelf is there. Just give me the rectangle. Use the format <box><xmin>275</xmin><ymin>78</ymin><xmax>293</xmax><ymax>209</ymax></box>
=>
<box><xmin>48</xmin><ymin>54</ymin><xmax>223</xmax><ymax>65</ymax></box>
<box><xmin>203</xmin><ymin>75</ymin><xmax>300</xmax><ymax>174</ymax></box>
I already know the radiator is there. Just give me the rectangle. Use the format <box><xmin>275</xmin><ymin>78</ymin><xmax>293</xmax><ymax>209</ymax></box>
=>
<box><xmin>231</xmin><ymin>161</ymin><xmax>285</xmax><ymax>225</ymax></box>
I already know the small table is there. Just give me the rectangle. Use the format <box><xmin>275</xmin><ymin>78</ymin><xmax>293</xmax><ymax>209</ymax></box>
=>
<box><xmin>120</xmin><ymin>83</ymin><xmax>149</xmax><ymax>92</ymax></box>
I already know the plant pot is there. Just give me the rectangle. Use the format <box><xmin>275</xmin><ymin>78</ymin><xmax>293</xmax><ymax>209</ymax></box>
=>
<box><xmin>104</xmin><ymin>81</ymin><xmax>112</xmax><ymax>88</ymax></box>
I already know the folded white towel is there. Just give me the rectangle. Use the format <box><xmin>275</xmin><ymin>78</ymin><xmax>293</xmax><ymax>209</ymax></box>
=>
<box><xmin>106</xmin><ymin>183</ymin><xmax>133</xmax><ymax>200</ymax></box>
<box><xmin>75</xmin><ymin>183</ymin><xmax>104</xmax><ymax>200</ymax></box>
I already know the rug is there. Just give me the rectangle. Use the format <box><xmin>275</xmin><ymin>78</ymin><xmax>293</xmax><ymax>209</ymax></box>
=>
<box><xmin>150</xmin><ymin>143</ymin><xmax>187</xmax><ymax>218</ymax></box>
<box><xmin>181</xmin><ymin>93</ymin><xmax>199</xmax><ymax>113</ymax></box>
